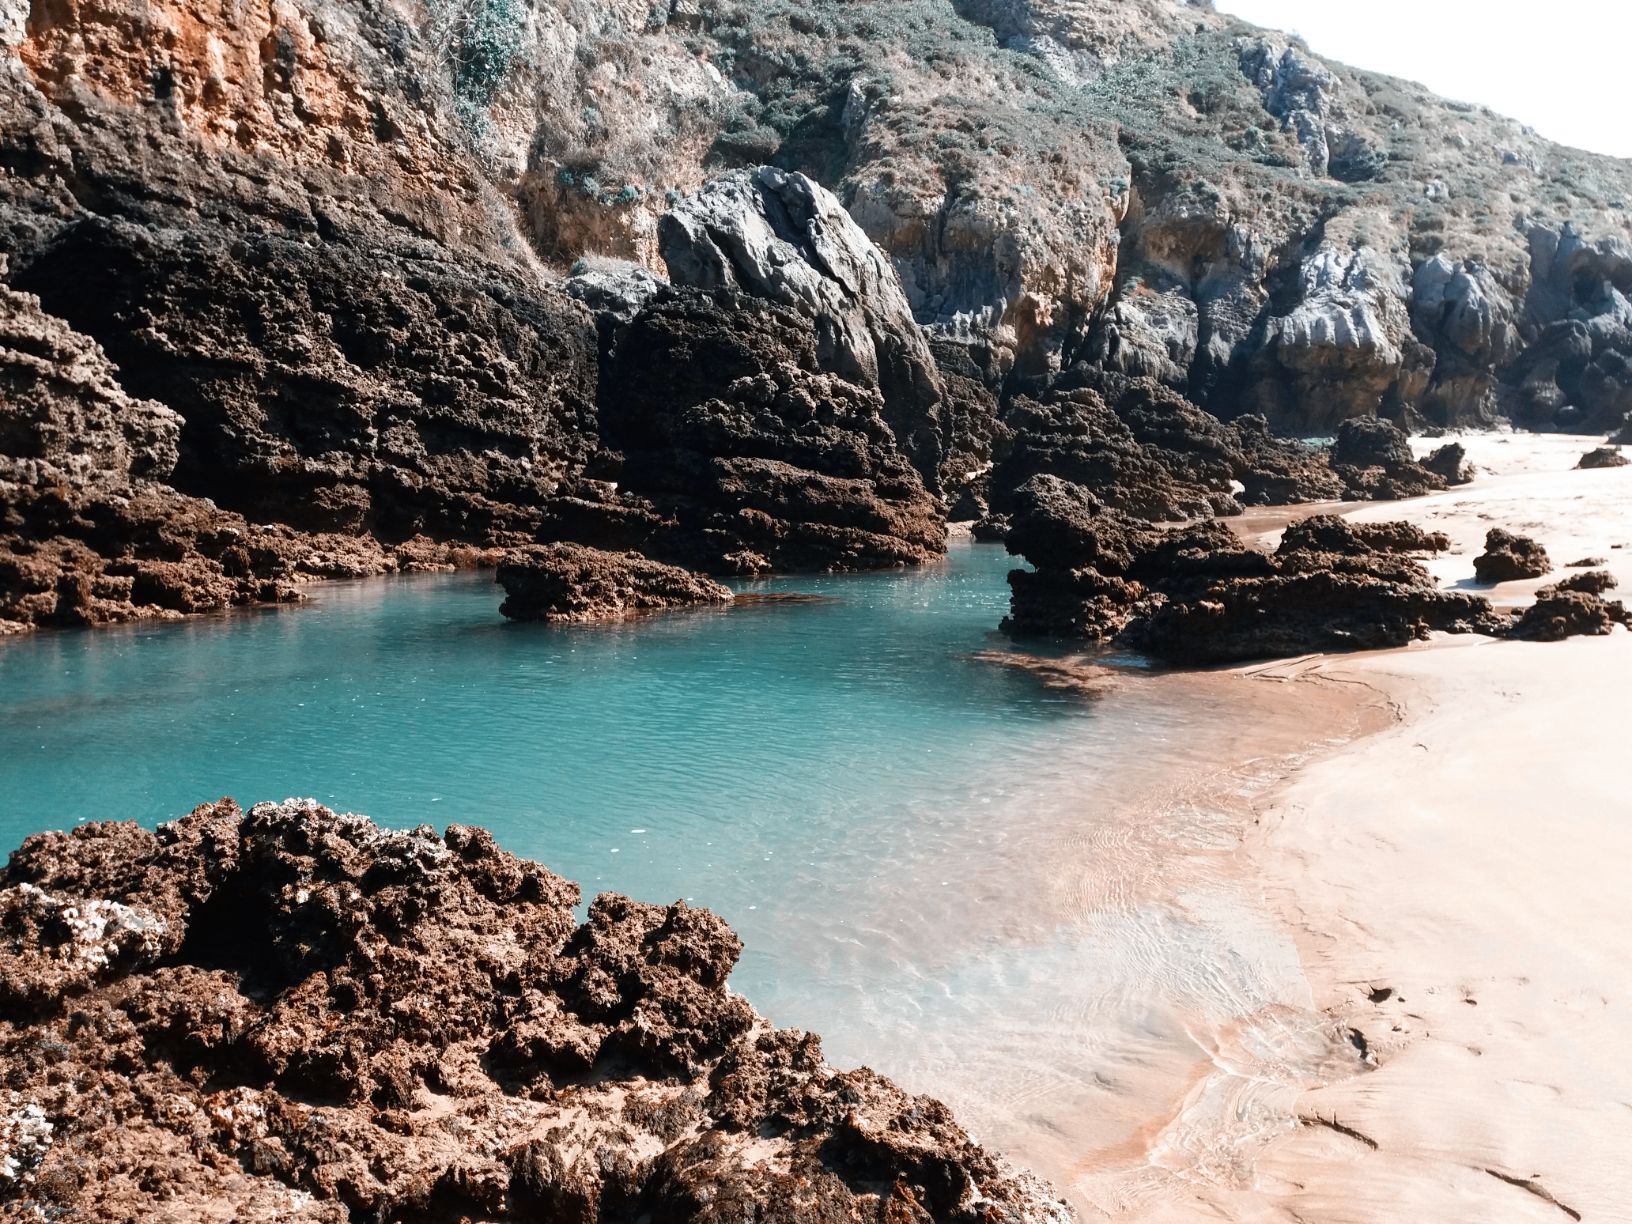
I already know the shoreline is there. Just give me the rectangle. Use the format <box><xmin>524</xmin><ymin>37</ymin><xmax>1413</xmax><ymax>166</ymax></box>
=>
<box><xmin>1080</xmin><ymin>431</ymin><xmax>1632</xmax><ymax>1220</ymax></box>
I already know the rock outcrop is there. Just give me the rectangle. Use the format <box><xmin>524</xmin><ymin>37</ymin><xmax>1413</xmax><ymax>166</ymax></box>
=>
<box><xmin>1473</xmin><ymin>528</ymin><xmax>1552</xmax><ymax>584</ymax></box>
<box><xmin>7</xmin><ymin>0</ymin><xmax>1632</xmax><ymax>638</ymax></box>
<box><xmin>0</xmin><ymin>274</ymin><xmax>478</xmax><ymax>633</ymax></box>
<box><xmin>1508</xmin><ymin>586</ymin><xmax>1632</xmax><ymax>641</ymax></box>
<box><xmin>551</xmin><ymin>170</ymin><xmax>949</xmax><ymax>576</ymax></box>
<box><xmin>1002</xmin><ymin>486</ymin><xmax>1503</xmax><ymax>662</ymax></box>
<box><xmin>497</xmin><ymin>544</ymin><xmax>732</xmax><ymax>623</ymax></box>
<box><xmin>0</xmin><ymin>799</ymin><xmax>1073</xmax><ymax>1223</ymax></box>
<box><xmin>659</xmin><ymin>167</ymin><xmax>946</xmax><ymax>487</ymax></box>
<box><xmin>1329</xmin><ymin>417</ymin><xmax>1446</xmax><ymax>500</ymax></box>
<box><xmin>571</xmin><ymin>285</ymin><xmax>947</xmax><ymax>574</ymax></box>
<box><xmin>1577</xmin><ymin>446</ymin><xmax>1629</xmax><ymax>470</ymax></box>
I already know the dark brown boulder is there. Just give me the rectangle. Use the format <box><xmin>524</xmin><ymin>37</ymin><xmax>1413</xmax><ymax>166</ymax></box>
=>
<box><xmin>1577</xmin><ymin>446</ymin><xmax>1630</xmax><ymax>470</ymax></box>
<box><xmin>1473</xmin><ymin>528</ymin><xmax>1552</xmax><ymax>584</ymax></box>
<box><xmin>1331</xmin><ymin>418</ymin><xmax>1446</xmax><ymax>500</ymax></box>
<box><xmin>1001</xmin><ymin>482</ymin><xmax>1503</xmax><ymax>662</ymax></box>
<box><xmin>0</xmin><ymin>801</ymin><xmax>1070</xmax><ymax>1223</ymax></box>
<box><xmin>1547</xmin><ymin>570</ymin><xmax>1618</xmax><ymax>596</ymax></box>
<box><xmin>581</xmin><ymin>289</ymin><xmax>946</xmax><ymax>574</ymax></box>
<box><xmin>497</xmin><ymin>543</ymin><xmax>732</xmax><ymax>623</ymax></box>
<box><xmin>1508</xmin><ymin>589</ymin><xmax>1632</xmax><ymax>641</ymax></box>
<box><xmin>1423</xmin><ymin>441</ymin><xmax>1475</xmax><ymax>485</ymax></box>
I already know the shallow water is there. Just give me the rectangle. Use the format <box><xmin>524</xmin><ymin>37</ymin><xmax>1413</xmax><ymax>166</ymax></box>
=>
<box><xmin>0</xmin><ymin>541</ymin><xmax>1359</xmax><ymax>1204</ymax></box>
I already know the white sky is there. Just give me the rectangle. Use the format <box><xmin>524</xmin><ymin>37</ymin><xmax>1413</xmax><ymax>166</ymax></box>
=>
<box><xmin>1214</xmin><ymin>1</ymin><xmax>1632</xmax><ymax>159</ymax></box>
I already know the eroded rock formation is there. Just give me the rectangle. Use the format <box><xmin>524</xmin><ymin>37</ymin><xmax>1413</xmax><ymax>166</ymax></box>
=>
<box><xmin>0</xmin><ymin>273</ymin><xmax>480</xmax><ymax>633</ymax></box>
<box><xmin>1473</xmin><ymin>528</ymin><xmax>1552</xmax><ymax>584</ymax></box>
<box><xmin>6</xmin><ymin>0</ymin><xmax>1632</xmax><ymax>638</ymax></box>
<box><xmin>1002</xmin><ymin>487</ymin><xmax>1504</xmax><ymax>662</ymax></box>
<box><xmin>0</xmin><ymin>799</ymin><xmax>1073</xmax><ymax>1222</ymax></box>
<box><xmin>497</xmin><ymin>543</ymin><xmax>732</xmax><ymax>623</ymax></box>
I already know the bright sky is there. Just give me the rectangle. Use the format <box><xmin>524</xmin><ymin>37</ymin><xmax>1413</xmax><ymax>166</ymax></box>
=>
<box><xmin>1214</xmin><ymin>1</ymin><xmax>1632</xmax><ymax>159</ymax></box>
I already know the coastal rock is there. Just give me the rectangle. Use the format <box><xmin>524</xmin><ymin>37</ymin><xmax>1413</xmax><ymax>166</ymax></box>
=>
<box><xmin>1331</xmin><ymin>417</ymin><xmax>1447</xmax><ymax>500</ymax></box>
<box><xmin>1410</xmin><ymin>257</ymin><xmax>1518</xmax><ymax>426</ymax></box>
<box><xmin>1000</xmin><ymin>474</ymin><xmax>1276</xmax><ymax>641</ymax></box>
<box><xmin>497</xmin><ymin>544</ymin><xmax>732</xmax><ymax>623</ymax></box>
<box><xmin>1577</xmin><ymin>446</ymin><xmax>1629</xmax><ymax>470</ymax></box>
<box><xmin>1422</xmin><ymin>441</ymin><xmax>1475</xmax><ymax>485</ymax></box>
<box><xmin>583</xmin><ymin>289</ymin><xmax>947</xmax><ymax>573</ymax></box>
<box><xmin>0</xmin><ymin>276</ymin><xmax>468</xmax><ymax>633</ymax></box>
<box><xmin>1547</xmin><ymin>570</ymin><xmax>1618</xmax><ymax>596</ymax></box>
<box><xmin>1230</xmin><ymin>415</ymin><xmax>1349</xmax><ymax>505</ymax></box>
<box><xmin>1118</xmin><ymin>516</ymin><xmax>1501</xmax><ymax>664</ymax></box>
<box><xmin>12</xmin><ymin>218</ymin><xmax>601</xmax><ymax>542</ymax></box>
<box><xmin>1507</xmin><ymin>589</ymin><xmax>1632</xmax><ymax>641</ymax></box>
<box><xmin>659</xmin><ymin>168</ymin><xmax>945</xmax><ymax>486</ymax></box>
<box><xmin>1278</xmin><ymin>515</ymin><xmax>1450</xmax><ymax>557</ymax></box>
<box><xmin>1003</xmin><ymin>484</ymin><xmax>1501</xmax><ymax>662</ymax></box>
<box><xmin>0</xmin><ymin>800</ymin><xmax>1073</xmax><ymax>1223</ymax></box>
<box><xmin>1505</xmin><ymin>226</ymin><xmax>1632</xmax><ymax>431</ymax></box>
<box><xmin>985</xmin><ymin>375</ymin><xmax>1345</xmax><ymax>525</ymax></box>
<box><xmin>8</xmin><ymin>0</ymin><xmax>1632</xmax><ymax>640</ymax></box>
<box><xmin>988</xmin><ymin>390</ymin><xmax>1221</xmax><ymax>524</ymax></box>
<box><xmin>1473</xmin><ymin>528</ymin><xmax>1552</xmax><ymax>584</ymax></box>
<box><xmin>1252</xmin><ymin>244</ymin><xmax>1432</xmax><ymax>432</ymax></box>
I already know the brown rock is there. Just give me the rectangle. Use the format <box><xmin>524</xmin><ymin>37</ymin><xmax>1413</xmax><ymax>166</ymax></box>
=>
<box><xmin>497</xmin><ymin>543</ymin><xmax>732</xmax><ymax>623</ymax></box>
<box><xmin>1473</xmin><ymin>528</ymin><xmax>1552</xmax><ymax>584</ymax></box>
<box><xmin>0</xmin><ymin>800</ymin><xmax>1071</xmax><ymax>1222</ymax></box>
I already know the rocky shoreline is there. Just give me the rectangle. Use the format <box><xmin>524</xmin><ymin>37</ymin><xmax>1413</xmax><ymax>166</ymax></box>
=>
<box><xmin>0</xmin><ymin>799</ymin><xmax>1072</xmax><ymax>1222</ymax></box>
<box><xmin>8</xmin><ymin>0</ymin><xmax>1632</xmax><ymax>636</ymax></box>
<box><xmin>5</xmin><ymin>0</ymin><xmax>1632</xmax><ymax>1214</ymax></box>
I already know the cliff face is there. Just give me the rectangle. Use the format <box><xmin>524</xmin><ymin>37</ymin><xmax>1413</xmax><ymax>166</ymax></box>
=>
<box><xmin>0</xmin><ymin>799</ymin><xmax>1073</xmax><ymax>1222</ymax></box>
<box><xmin>4</xmin><ymin>0</ymin><xmax>1632</xmax><ymax>632</ymax></box>
<box><xmin>432</xmin><ymin>0</ymin><xmax>1632</xmax><ymax>430</ymax></box>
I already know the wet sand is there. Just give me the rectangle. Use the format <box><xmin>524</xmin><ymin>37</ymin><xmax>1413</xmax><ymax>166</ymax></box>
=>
<box><xmin>1084</xmin><ymin>432</ymin><xmax>1632</xmax><ymax>1221</ymax></box>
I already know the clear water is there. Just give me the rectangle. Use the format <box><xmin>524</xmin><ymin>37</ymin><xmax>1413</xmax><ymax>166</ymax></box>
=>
<box><xmin>0</xmin><ymin>541</ymin><xmax>1343</xmax><ymax>1204</ymax></box>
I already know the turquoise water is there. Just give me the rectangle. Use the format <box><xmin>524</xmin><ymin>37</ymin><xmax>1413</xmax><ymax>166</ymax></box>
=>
<box><xmin>0</xmin><ymin>541</ymin><xmax>1319</xmax><ymax>1191</ymax></box>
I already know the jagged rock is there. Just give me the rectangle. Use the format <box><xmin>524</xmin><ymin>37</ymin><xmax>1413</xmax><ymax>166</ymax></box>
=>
<box><xmin>930</xmin><ymin>337</ymin><xmax>1010</xmax><ymax>517</ymax></box>
<box><xmin>0</xmin><ymin>800</ymin><xmax>1071</xmax><ymax>1222</ymax></box>
<box><xmin>1238</xmin><ymin>39</ymin><xmax>1378</xmax><ymax>181</ymax></box>
<box><xmin>1083</xmin><ymin>286</ymin><xmax>1200</xmax><ymax>387</ymax></box>
<box><xmin>1577</xmin><ymin>446</ymin><xmax>1629</xmax><ymax>469</ymax></box>
<box><xmin>497</xmin><ymin>543</ymin><xmax>732</xmax><ymax>623</ymax></box>
<box><xmin>0</xmin><ymin>267</ymin><xmax>179</xmax><ymax>493</ymax></box>
<box><xmin>0</xmin><ymin>276</ymin><xmax>474</xmax><ymax>633</ymax></box>
<box><xmin>1566</xmin><ymin>556</ymin><xmax>1609</xmax><ymax>568</ymax></box>
<box><xmin>583</xmin><ymin>289</ymin><xmax>947</xmax><ymax>573</ymax></box>
<box><xmin>1546</xmin><ymin>570</ymin><xmax>1618</xmax><ymax>596</ymax></box>
<box><xmin>1003</xmin><ymin>482</ymin><xmax>1500</xmax><ymax>661</ymax></box>
<box><xmin>1000</xmin><ymin>474</ymin><xmax>1273</xmax><ymax>640</ymax></box>
<box><xmin>1474</xmin><ymin>528</ymin><xmax>1552</xmax><ymax>584</ymax></box>
<box><xmin>1508</xmin><ymin>589</ymin><xmax>1632</xmax><ymax>641</ymax></box>
<box><xmin>989</xmin><ymin>391</ymin><xmax>1220</xmax><ymax>524</ymax></box>
<box><xmin>1251</xmin><ymin>244</ymin><xmax>1432</xmax><ymax>432</ymax></box>
<box><xmin>1119</xmin><ymin>515</ymin><xmax>1500</xmax><ymax>663</ymax></box>
<box><xmin>659</xmin><ymin>167</ymin><xmax>945</xmax><ymax>487</ymax></box>
<box><xmin>1332</xmin><ymin>417</ymin><xmax>1446</xmax><ymax>500</ymax></box>
<box><xmin>1230</xmin><ymin>414</ymin><xmax>1349</xmax><ymax>505</ymax></box>
<box><xmin>12</xmin><ymin>218</ymin><xmax>601</xmax><ymax>542</ymax></box>
<box><xmin>1422</xmin><ymin>441</ymin><xmax>1475</xmax><ymax>485</ymax></box>
<box><xmin>1503</xmin><ymin>225</ymin><xmax>1632</xmax><ymax>431</ymax></box>
<box><xmin>985</xmin><ymin>374</ymin><xmax>1345</xmax><ymax>523</ymax></box>
<box><xmin>1279</xmin><ymin>515</ymin><xmax>1449</xmax><ymax>556</ymax></box>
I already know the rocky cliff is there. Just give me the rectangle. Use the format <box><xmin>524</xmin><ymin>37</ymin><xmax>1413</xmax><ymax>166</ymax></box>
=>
<box><xmin>4</xmin><ymin>0</ymin><xmax>1632</xmax><ymax>633</ymax></box>
<box><xmin>0</xmin><ymin>799</ymin><xmax>1072</xmax><ymax>1222</ymax></box>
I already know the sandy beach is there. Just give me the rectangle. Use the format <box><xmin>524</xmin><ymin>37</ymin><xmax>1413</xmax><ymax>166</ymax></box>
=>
<box><xmin>1107</xmin><ymin>432</ymin><xmax>1632</xmax><ymax>1222</ymax></box>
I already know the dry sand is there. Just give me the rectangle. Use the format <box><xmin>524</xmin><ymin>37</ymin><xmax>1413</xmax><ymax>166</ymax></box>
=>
<box><xmin>1077</xmin><ymin>432</ymin><xmax>1632</xmax><ymax>1222</ymax></box>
